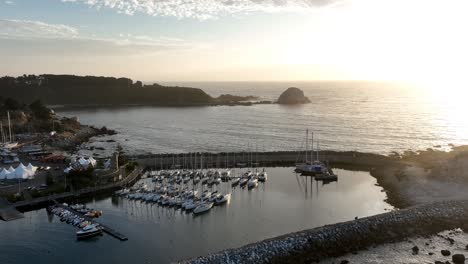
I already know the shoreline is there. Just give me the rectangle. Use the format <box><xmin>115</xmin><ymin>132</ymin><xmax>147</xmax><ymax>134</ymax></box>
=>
<box><xmin>179</xmin><ymin>200</ymin><xmax>468</xmax><ymax>264</ymax></box>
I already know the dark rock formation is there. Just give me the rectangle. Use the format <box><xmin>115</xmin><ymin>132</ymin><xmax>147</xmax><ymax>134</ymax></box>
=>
<box><xmin>441</xmin><ymin>249</ymin><xmax>451</xmax><ymax>256</ymax></box>
<box><xmin>453</xmin><ymin>254</ymin><xmax>466</xmax><ymax>264</ymax></box>
<box><xmin>277</xmin><ymin>87</ymin><xmax>310</xmax><ymax>104</ymax></box>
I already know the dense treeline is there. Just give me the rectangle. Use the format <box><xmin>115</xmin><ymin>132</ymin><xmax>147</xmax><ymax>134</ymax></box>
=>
<box><xmin>0</xmin><ymin>74</ymin><xmax>214</xmax><ymax>105</ymax></box>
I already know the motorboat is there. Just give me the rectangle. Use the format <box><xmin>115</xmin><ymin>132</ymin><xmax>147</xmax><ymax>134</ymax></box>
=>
<box><xmin>239</xmin><ymin>178</ymin><xmax>249</xmax><ymax>187</ymax></box>
<box><xmin>76</xmin><ymin>224</ymin><xmax>102</xmax><ymax>240</ymax></box>
<box><xmin>231</xmin><ymin>177</ymin><xmax>240</xmax><ymax>186</ymax></box>
<box><xmin>247</xmin><ymin>178</ymin><xmax>258</xmax><ymax>189</ymax></box>
<box><xmin>214</xmin><ymin>193</ymin><xmax>231</xmax><ymax>205</ymax></box>
<box><xmin>193</xmin><ymin>202</ymin><xmax>214</xmax><ymax>215</ymax></box>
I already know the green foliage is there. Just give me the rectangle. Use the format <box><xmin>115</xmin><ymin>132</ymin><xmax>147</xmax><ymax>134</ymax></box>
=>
<box><xmin>29</xmin><ymin>100</ymin><xmax>51</xmax><ymax>119</ymax></box>
<box><xmin>3</xmin><ymin>98</ymin><xmax>22</xmax><ymax>110</ymax></box>
<box><xmin>125</xmin><ymin>161</ymin><xmax>138</xmax><ymax>173</ymax></box>
<box><xmin>67</xmin><ymin>167</ymin><xmax>96</xmax><ymax>190</ymax></box>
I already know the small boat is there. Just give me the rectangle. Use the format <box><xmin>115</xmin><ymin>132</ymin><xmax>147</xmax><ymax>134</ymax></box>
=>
<box><xmin>258</xmin><ymin>171</ymin><xmax>267</xmax><ymax>182</ymax></box>
<box><xmin>239</xmin><ymin>178</ymin><xmax>249</xmax><ymax>187</ymax></box>
<box><xmin>231</xmin><ymin>177</ymin><xmax>240</xmax><ymax>186</ymax></box>
<box><xmin>193</xmin><ymin>202</ymin><xmax>214</xmax><ymax>215</ymax></box>
<box><xmin>214</xmin><ymin>193</ymin><xmax>231</xmax><ymax>205</ymax></box>
<box><xmin>76</xmin><ymin>224</ymin><xmax>102</xmax><ymax>239</ymax></box>
<box><xmin>247</xmin><ymin>178</ymin><xmax>258</xmax><ymax>189</ymax></box>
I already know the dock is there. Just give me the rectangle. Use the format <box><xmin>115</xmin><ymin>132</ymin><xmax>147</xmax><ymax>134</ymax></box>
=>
<box><xmin>0</xmin><ymin>197</ymin><xmax>24</xmax><ymax>221</ymax></box>
<box><xmin>54</xmin><ymin>201</ymin><xmax>128</xmax><ymax>241</ymax></box>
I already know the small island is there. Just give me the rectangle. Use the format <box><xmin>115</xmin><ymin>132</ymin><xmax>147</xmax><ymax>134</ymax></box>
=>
<box><xmin>277</xmin><ymin>87</ymin><xmax>311</xmax><ymax>104</ymax></box>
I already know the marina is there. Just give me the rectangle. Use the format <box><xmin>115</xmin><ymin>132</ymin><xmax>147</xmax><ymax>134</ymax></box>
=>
<box><xmin>0</xmin><ymin>167</ymin><xmax>391</xmax><ymax>264</ymax></box>
<box><xmin>51</xmin><ymin>202</ymin><xmax>128</xmax><ymax>241</ymax></box>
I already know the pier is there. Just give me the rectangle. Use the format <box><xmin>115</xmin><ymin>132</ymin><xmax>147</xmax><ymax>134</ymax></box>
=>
<box><xmin>0</xmin><ymin>197</ymin><xmax>24</xmax><ymax>221</ymax></box>
<box><xmin>54</xmin><ymin>201</ymin><xmax>128</xmax><ymax>241</ymax></box>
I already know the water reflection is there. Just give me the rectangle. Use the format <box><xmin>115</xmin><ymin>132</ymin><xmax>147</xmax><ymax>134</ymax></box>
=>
<box><xmin>0</xmin><ymin>167</ymin><xmax>392</xmax><ymax>264</ymax></box>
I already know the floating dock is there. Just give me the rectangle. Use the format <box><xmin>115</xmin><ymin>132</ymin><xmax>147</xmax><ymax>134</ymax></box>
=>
<box><xmin>54</xmin><ymin>202</ymin><xmax>128</xmax><ymax>241</ymax></box>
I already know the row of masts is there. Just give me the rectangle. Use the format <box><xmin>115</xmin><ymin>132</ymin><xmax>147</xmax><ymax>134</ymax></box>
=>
<box><xmin>155</xmin><ymin>150</ymin><xmax>263</xmax><ymax>171</ymax></box>
<box><xmin>304</xmin><ymin>128</ymin><xmax>320</xmax><ymax>163</ymax></box>
<box><xmin>0</xmin><ymin>111</ymin><xmax>13</xmax><ymax>144</ymax></box>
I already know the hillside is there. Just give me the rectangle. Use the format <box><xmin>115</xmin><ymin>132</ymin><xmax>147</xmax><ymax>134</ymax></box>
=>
<box><xmin>0</xmin><ymin>75</ymin><xmax>214</xmax><ymax>106</ymax></box>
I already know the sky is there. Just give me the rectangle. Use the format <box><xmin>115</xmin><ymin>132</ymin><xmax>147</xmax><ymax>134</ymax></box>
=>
<box><xmin>0</xmin><ymin>0</ymin><xmax>467</xmax><ymax>82</ymax></box>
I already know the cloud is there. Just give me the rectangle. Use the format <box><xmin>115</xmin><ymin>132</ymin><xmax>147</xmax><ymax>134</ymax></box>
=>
<box><xmin>61</xmin><ymin>0</ymin><xmax>341</xmax><ymax>19</ymax></box>
<box><xmin>4</xmin><ymin>1</ymin><xmax>14</xmax><ymax>5</ymax></box>
<box><xmin>0</xmin><ymin>19</ymin><xmax>201</xmax><ymax>57</ymax></box>
<box><xmin>0</xmin><ymin>19</ymin><xmax>79</xmax><ymax>39</ymax></box>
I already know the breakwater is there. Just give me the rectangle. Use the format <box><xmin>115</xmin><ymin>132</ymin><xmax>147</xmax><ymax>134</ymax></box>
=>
<box><xmin>179</xmin><ymin>200</ymin><xmax>468</xmax><ymax>264</ymax></box>
<box><xmin>133</xmin><ymin>150</ymin><xmax>395</xmax><ymax>170</ymax></box>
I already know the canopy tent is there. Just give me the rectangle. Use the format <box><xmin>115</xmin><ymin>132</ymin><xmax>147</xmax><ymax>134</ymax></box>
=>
<box><xmin>18</xmin><ymin>163</ymin><xmax>27</xmax><ymax>170</ymax></box>
<box><xmin>2</xmin><ymin>164</ymin><xmax>36</xmax><ymax>180</ymax></box>
<box><xmin>10</xmin><ymin>166</ymin><xmax>34</xmax><ymax>179</ymax></box>
<box><xmin>0</xmin><ymin>168</ymin><xmax>10</xmax><ymax>179</ymax></box>
<box><xmin>26</xmin><ymin>163</ymin><xmax>38</xmax><ymax>173</ymax></box>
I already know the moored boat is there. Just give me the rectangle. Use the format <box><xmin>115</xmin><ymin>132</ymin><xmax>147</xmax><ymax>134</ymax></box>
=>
<box><xmin>76</xmin><ymin>224</ymin><xmax>103</xmax><ymax>240</ymax></box>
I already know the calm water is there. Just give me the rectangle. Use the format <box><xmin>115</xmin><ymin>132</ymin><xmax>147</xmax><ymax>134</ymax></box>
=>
<box><xmin>0</xmin><ymin>168</ymin><xmax>391</xmax><ymax>264</ymax></box>
<box><xmin>57</xmin><ymin>81</ymin><xmax>468</xmax><ymax>155</ymax></box>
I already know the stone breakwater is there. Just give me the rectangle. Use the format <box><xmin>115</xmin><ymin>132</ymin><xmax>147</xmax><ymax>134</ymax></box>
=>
<box><xmin>179</xmin><ymin>200</ymin><xmax>468</xmax><ymax>264</ymax></box>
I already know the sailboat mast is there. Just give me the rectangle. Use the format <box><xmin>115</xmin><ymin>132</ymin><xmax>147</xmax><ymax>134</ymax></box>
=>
<box><xmin>317</xmin><ymin>134</ymin><xmax>320</xmax><ymax>161</ymax></box>
<box><xmin>0</xmin><ymin>121</ymin><xmax>3</xmax><ymax>144</ymax></box>
<box><xmin>7</xmin><ymin>111</ymin><xmax>12</xmax><ymax>142</ymax></box>
<box><xmin>305</xmin><ymin>129</ymin><xmax>308</xmax><ymax>163</ymax></box>
<box><xmin>311</xmin><ymin>132</ymin><xmax>314</xmax><ymax>162</ymax></box>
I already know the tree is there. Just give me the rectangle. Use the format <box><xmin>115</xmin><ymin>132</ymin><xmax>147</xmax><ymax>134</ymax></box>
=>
<box><xmin>4</xmin><ymin>98</ymin><xmax>21</xmax><ymax>110</ymax></box>
<box><xmin>29</xmin><ymin>100</ymin><xmax>51</xmax><ymax>119</ymax></box>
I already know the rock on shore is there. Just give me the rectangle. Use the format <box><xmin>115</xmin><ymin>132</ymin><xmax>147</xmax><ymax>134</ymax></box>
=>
<box><xmin>277</xmin><ymin>87</ymin><xmax>311</xmax><ymax>104</ymax></box>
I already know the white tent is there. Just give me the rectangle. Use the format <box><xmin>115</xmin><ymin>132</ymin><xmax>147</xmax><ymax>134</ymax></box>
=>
<box><xmin>0</xmin><ymin>168</ymin><xmax>10</xmax><ymax>179</ymax></box>
<box><xmin>27</xmin><ymin>163</ymin><xmax>38</xmax><ymax>173</ymax></box>
<box><xmin>7</xmin><ymin>166</ymin><xmax>15</xmax><ymax>173</ymax></box>
<box><xmin>11</xmin><ymin>166</ymin><xmax>34</xmax><ymax>179</ymax></box>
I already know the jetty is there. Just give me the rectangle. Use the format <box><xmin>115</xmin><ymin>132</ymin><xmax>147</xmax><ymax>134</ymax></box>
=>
<box><xmin>180</xmin><ymin>200</ymin><xmax>468</xmax><ymax>264</ymax></box>
<box><xmin>133</xmin><ymin>150</ymin><xmax>394</xmax><ymax>171</ymax></box>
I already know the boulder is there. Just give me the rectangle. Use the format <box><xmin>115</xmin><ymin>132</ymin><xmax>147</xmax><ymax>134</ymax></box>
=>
<box><xmin>412</xmin><ymin>246</ymin><xmax>419</xmax><ymax>255</ymax></box>
<box><xmin>277</xmin><ymin>87</ymin><xmax>310</xmax><ymax>104</ymax></box>
<box><xmin>441</xmin><ymin>249</ymin><xmax>451</xmax><ymax>256</ymax></box>
<box><xmin>453</xmin><ymin>254</ymin><xmax>466</xmax><ymax>264</ymax></box>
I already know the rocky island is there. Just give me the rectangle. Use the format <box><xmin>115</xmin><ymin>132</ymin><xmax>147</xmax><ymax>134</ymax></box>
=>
<box><xmin>277</xmin><ymin>87</ymin><xmax>311</xmax><ymax>104</ymax></box>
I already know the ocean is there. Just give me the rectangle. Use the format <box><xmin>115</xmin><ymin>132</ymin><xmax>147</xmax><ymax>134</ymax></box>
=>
<box><xmin>56</xmin><ymin>81</ymin><xmax>468</xmax><ymax>155</ymax></box>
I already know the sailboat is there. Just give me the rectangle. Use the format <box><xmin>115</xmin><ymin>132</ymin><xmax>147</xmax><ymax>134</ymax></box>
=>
<box><xmin>295</xmin><ymin>130</ymin><xmax>331</xmax><ymax>177</ymax></box>
<box><xmin>1</xmin><ymin>112</ymin><xmax>18</xmax><ymax>149</ymax></box>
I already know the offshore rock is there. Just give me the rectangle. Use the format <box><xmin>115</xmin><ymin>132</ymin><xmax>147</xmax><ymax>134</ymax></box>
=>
<box><xmin>277</xmin><ymin>87</ymin><xmax>311</xmax><ymax>104</ymax></box>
